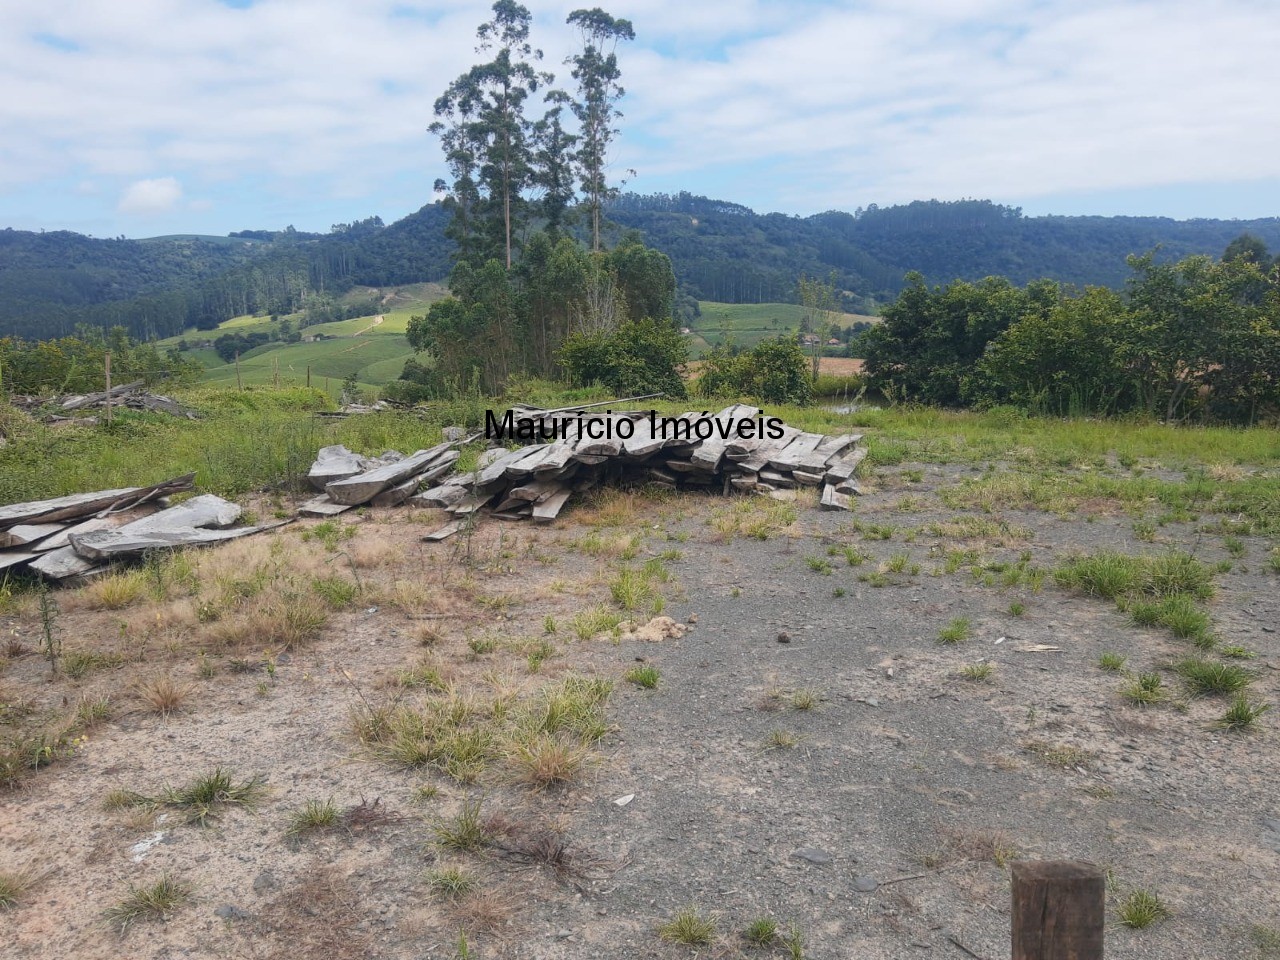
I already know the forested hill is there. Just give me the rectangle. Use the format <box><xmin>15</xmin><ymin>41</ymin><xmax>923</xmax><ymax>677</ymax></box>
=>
<box><xmin>0</xmin><ymin>204</ymin><xmax>453</xmax><ymax>341</ymax></box>
<box><xmin>4</xmin><ymin>194</ymin><xmax>1280</xmax><ymax>340</ymax></box>
<box><xmin>606</xmin><ymin>194</ymin><xmax>1280</xmax><ymax>310</ymax></box>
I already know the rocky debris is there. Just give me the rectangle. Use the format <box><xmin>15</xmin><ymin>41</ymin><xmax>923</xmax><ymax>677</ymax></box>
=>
<box><xmin>10</xmin><ymin>381</ymin><xmax>200</xmax><ymax>419</ymax></box>
<box><xmin>619</xmin><ymin>616</ymin><xmax>689</xmax><ymax>642</ymax></box>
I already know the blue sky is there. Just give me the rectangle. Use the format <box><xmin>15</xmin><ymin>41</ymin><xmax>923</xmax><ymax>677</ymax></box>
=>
<box><xmin>2</xmin><ymin>0</ymin><xmax>1278</xmax><ymax>238</ymax></box>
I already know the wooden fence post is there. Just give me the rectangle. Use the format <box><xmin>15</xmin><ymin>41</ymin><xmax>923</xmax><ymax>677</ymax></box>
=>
<box><xmin>1012</xmin><ymin>860</ymin><xmax>1104</xmax><ymax>960</ymax></box>
<box><xmin>104</xmin><ymin>351</ymin><xmax>112</xmax><ymax>425</ymax></box>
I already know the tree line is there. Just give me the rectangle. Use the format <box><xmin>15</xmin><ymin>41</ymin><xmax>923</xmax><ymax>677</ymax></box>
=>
<box><xmin>862</xmin><ymin>236</ymin><xmax>1280</xmax><ymax>424</ymax></box>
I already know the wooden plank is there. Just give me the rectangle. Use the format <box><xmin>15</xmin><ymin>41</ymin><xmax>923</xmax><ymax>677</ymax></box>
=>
<box><xmin>423</xmin><ymin>520</ymin><xmax>464</xmax><ymax>542</ymax></box>
<box><xmin>298</xmin><ymin>495</ymin><xmax>353</xmax><ymax>517</ymax></box>
<box><xmin>759</xmin><ymin>469</ymin><xmax>796</xmax><ymax>489</ymax></box>
<box><xmin>835</xmin><ymin>478</ymin><xmax>862</xmax><ymax>496</ymax></box>
<box><xmin>370</xmin><ymin>476</ymin><xmax>422</xmax><ymax>508</ymax></box>
<box><xmin>736</xmin><ymin>427</ymin><xmax>800</xmax><ymax>473</ymax></box>
<box><xmin>531</xmin><ymin>490</ymin><xmax>572</xmax><ymax>522</ymax></box>
<box><xmin>0</xmin><ymin>551</ymin><xmax>37</xmax><ymax>572</ymax></box>
<box><xmin>768</xmin><ymin>432</ymin><xmax>825</xmax><ymax>471</ymax></box>
<box><xmin>0</xmin><ymin>474</ymin><xmax>195</xmax><ymax>528</ymax></box>
<box><xmin>307</xmin><ymin>445</ymin><xmax>368</xmax><ymax>491</ymax></box>
<box><xmin>791</xmin><ymin>469</ymin><xmax>825</xmax><ymax>487</ymax></box>
<box><xmin>531</xmin><ymin>442</ymin><xmax>576</xmax><ymax>476</ymax></box>
<box><xmin>824</xmin><ymin>447</ymin><xmax>869</xmax><ymax>484</ymax></box>
<box><xmin>28</xmin><ymin>547</ymin><xmax>101</xmax><ymax>580</ymax></box>
<box><xmin>820</xmin><ymin>483</ymin><xmax>853</xmax><ymax>511</ymax></box>
<box><xmin>1011</xmin><ymin>860</ymin><xmax>1104</xmax><ymax>960</ymax></box>
<box><xmin>797</xmin><ymin>433</ymin><xmax>862</xmax><ymax>473</ymax></box>
<box><xmin>414</xmin><ymin>484</ymin><xmax>468</xmax><ymax>509</ymax></box>
<box><xmin>504</xmin><ymin>444</ymin><xmax>558</xmax><ymax>478</ymax></box>
<box><xmin>506</xmin><ymin>478</ymin><xmax>567</xmax><ymax>503</ymax></box>
<box><xmin>476</xmin><ymin>445</ymin><xmax>541</xmax><ymax>487</ymax></box>
<box><xmin>326</xmin><ymin>443</ymin><xmax>451</xmax><ymax>505</ymax></box>
<box><xmin>120</xmin><ymin>494</ymin><xmax>241</xmax><ymax>534</ymax></box>
<box><xmin>620</xmin><ymin>416</ymin><xmax>665</xmax><ymax>458</ymax></box>
<box><xmin>70</xmin><ymin>520</ymin><xmax>292</xmax><ymax>561</ymax></box>
<box><xmin>0</xmin><ymin>523</ymin><xmax>67</xmax><ymax>549</ymax></box>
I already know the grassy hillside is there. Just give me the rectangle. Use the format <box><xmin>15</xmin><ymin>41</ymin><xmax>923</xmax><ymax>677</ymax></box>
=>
<box><xmin>159</xmin><ymin>283</ymin><xmax>446</xmax><ymax>396</ymax></box>
<box><xmin>687</xmin><ymin>301</ymin><xmax>877</xmax><ymax>356</ymax></box>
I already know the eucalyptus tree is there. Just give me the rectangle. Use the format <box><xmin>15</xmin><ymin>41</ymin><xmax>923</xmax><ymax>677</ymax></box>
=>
<box><xmin>565</xmin><ymin>7</ymin><xmax>635</xmax><ymax>252</ymax></box>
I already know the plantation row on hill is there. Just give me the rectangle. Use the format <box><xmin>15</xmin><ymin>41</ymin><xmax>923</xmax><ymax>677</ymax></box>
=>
<box><xmin>4</xmin><ymin>196</ymin><xmax>1280</xmax><ymax>342</ymax></box>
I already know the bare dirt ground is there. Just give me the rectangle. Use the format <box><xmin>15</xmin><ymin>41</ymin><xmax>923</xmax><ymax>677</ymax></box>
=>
<box><xmin>2</xmin><ymin>460</ymin><xmax>1279</xmax><ymax>959</ymax></box>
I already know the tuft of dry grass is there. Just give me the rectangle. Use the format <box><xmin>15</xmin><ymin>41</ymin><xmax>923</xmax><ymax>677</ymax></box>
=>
<box><xmin>0</xmin><ymin>865</ymin><xmax>44</xmax><ymax>909</ymax></box>
<box><xmin>134</xmin><ymin>675</ymin><xmax>193</xmax><ymax>718</ymax></box>
<box><xmin>78</xmin><ymin>570</ymin><xmax>150</xmax><ymax>611</ymax></box>
<box><xmin>504</xmin><ymin>733</ymin><xmax>590</xmax><ymax>790</ymax></box>
<box><xmin>103</xmin><ymin>873</ymin><xmax>190</xmax><ymax>931</ymax></box>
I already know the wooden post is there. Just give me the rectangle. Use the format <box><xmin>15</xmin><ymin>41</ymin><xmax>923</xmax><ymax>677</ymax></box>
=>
<box><xmin>306</xmin><ymin>365</ymin><xmax>311</xmax><ymax>389</ymax></box>
<box><xmin>104</xmin><ymin>351</ymin><xmax>112</xmax><ymax>425</ymax></box>
<box><xmin>235</xmin><ymin>352</ymin><xmax>242</xmax><ymax>391</ymax></box>
<box><xmin>273</xmin><ymin>356</ymin><xmax>280</xmax><ymax>389</ymax></box>
<box><xmin>1012</xmin><ymin>860</ymin><xmax>1104</xmax><ymax>960</ymax></box>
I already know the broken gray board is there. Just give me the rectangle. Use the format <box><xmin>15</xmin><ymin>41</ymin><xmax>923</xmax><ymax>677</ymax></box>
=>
<box><xmin>476</xmin><ymin>446</ymin><xmax>540</xmax><ymax>487</ymax></box>
<box><xmin>505</xmin><ymin>478</ymin><xmax>568</xmax><ymax>503</ymax></box>
<box><xmin>298</xmin><ymin>495</ymin><xmax>354</xmax><ymax>517</ymax></box>
<box><xmin>768</xmin><ymin>432</ymin><xmax>825</xmax><ymax>471</ymax></box>
<box><xmin>823</xmin><ymin>447</ymin><xmax>868</xmax><ymax>484</ymax></box>
<box><xmin>531</xmin><ymin>443</ymin><xmax>576</xmax><ymax>476</ymax></box>
<box><xmin>0</xmin><ymin>523</ymin><xmax>66</xmax><ymax>549</ymax></box>
<box><xmin>690</xmin><ymin>405</ymin><xmax>756</xmax><ymax>471</ymax></box>
<box><xmin>414</xmin><ymin>483</ymin><xmax>468</xmax><ymax>509</ymax></box>
<box><xmin>370</xmin><ymin>476</ymin><xmax>423</xmax><ymax>508</ymax></box>
<box><xmin>820</xmin><ymin>483</ymin><xmax>853</xmax><ymax>511</ymax></box>
<box><xmin>119</xmin><ymin>494</ymin><xmax>242</xmax><ymax>534</ymax></box>
<box><xmin>307</xmin><ymin>445</ymin><xmax>368</xmax><ymax>491</ymax></box>
<box><xmin>28</xmin><ymin>546</ymin><xmax>101</xmax><ymax>581</ymax></box>
<box><xmin>0</xmin><ymin>486</ymin><xmax>141</xmax><ymax>528</ymax></box>
<box><xmin>423</xmin><ymin>520</ymin><xmax>464</xmax><ymax>542</ymax></box>
<box><xmin>70</xmin><ymin>520</ymin><xmax>292</xmax><ymax>561</ymax></box>
<box><xmin>0</xmin><ymin>475</ymin><xmax>196</xmax><ymax>529</ymax></box>
<box><xmin>797</xmin><ymin>433</ymin><xmax>861</xmax><ymax>473</ymax></box>
<box><xmin>326</xmin><ymin>443</ymin><xmax>451</xmax><ymax>505</ymax></box>
<box><xmin>531</xmin><ymin>489</ymin><xmax>572</xmax><ymax>522</ymax></box>
<box><xmin>0</xmin><ymin>551</ymin><xmax>38</xmax><ymax>573</ymax></box>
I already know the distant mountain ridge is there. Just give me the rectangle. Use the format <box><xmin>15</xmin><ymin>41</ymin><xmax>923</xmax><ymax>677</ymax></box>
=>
<box><xmin>2</xmin><ymin>195</ymin><xmax>1278</xmax><ymax>340</ymax></box>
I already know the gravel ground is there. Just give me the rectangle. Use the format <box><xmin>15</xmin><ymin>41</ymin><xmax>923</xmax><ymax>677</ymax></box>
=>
<box><xmin>2</xmin><ymin>460</ymin><xmax>1278</xmax><ymax>959</ymax></box>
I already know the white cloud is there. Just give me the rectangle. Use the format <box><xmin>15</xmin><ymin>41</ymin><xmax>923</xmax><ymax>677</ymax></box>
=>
<box><xmin>118</xmin><ymin>176</ymin><xmax>183</xmax><ymax>215</ymax></box>
<box><xmin>0</xmin><ymin>0</ymin><xmax>1277</xmax><ymax>229</ymax></box>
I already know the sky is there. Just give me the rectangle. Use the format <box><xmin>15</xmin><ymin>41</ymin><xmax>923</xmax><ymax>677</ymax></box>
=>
<box><xmin>2</xmin><ymin>0</ymin><xmax>1279</xmax><ymax>238</ymax></box>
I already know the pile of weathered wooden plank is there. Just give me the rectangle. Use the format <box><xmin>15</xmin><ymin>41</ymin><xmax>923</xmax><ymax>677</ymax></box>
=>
<box><xmin>0</xmin><ymin>476</ymin><xmax>288</xmax><ymax>581</ymax></box>
<box><xmin>300</xmin><ymin>404</ymin><xmax>866</xmax><ymax>536</ymax></box>
<box><xmin>9</xmin><ymin>382</ymin><xmax>200</xmax><ymax>420</ymax></box>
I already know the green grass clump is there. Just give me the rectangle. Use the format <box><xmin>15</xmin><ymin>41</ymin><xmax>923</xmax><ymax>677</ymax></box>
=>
<box><xmin>1098</xmin><ymin>652</ymin><xmax>1126</xmax><ymax>672</ymax></box>
<box><xmin>1055</xmin><ymin>550</ymin><xmax>1214</xmax><ymax>601</ymax></box>
<box><xmin>1217</xmin><ymin>695</ymin><xmax>1269</xmax><ymax>730</ymax></box>
<box><xmin>743</xmin><ymin>917</ymin><xmax>778</xmax><ymax>946</ymax></box>
<box><xmin>960</xmin><ymin>662</ymin><xmax>994</xmax><ymax>682</ymax></box>
<box><xmin>160</xmin><ymin>767</ymin><xmax>267</xmax><ymax>825</ymax></box>
<box><xmin>104</xmin><ymin>874</ymin><xmax>190</xmax><ymax>931</ymax></box>
<box><xmin>426</xmin><ymin>866</ymin><xmax>477</xmax><ymax>899</ymax></box>
<box><xmin>432</xmin><ymin>798</ymin><xmax>491</xmax><ymax>851</ymax></box>
<box><xmin>1122</xmin><ymin>672</ymin><xmax>1166</xmax><ymax>706</ymax></box>
<box><xmin>625</xmin><ymin>665</ymin><xmax>660</xmax><ymax>689</ymax></box>
<box><xmin>286</xmin><ymin>798</ymin><xmax>340</xmax><ymax>836</ymax></box>
<box><xmin>937</xmin><ymin>617</ymin><xmax>971</xmax><ymax>644</ymax></box>
<box><xmin>1116</xmin><ymin>889</ymin><xmax>1169</xmax><ymax>929</ymax></box>
<box><xmin>804</xmin><ymin>556</ymin><xmax>834</xmax><ymax>575</ymax></box>
<box><xmin>1175</xmin><ymin>658</ymin><xmax>1253</xmax><ymax>697</ymax></box>
<box><xmin>659</xmin><ymin>906</ymin><xmax>717</xmax><ymax>945</ymax></box>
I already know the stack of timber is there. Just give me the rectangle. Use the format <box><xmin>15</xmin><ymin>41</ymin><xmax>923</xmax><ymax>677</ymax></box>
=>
<box><xmin>9</xmin><ymin>382</ymin><xmax>200</xmax><ymax>420</ymax></box>
<box><xmin>304</xmin><ymin>404</ymin><xmax>867</xmax><ymax>539</ymax></box>
<box><xmin>0</xmin><ymin>476</ymin><xmax>288</xmax><ymax>581</ymax></box>
<box><xmin>299</xmin><ymin>442</ymin><xmax>466</xmax><ymax>516</ymax></box>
